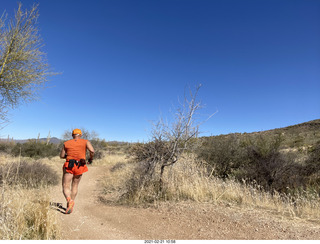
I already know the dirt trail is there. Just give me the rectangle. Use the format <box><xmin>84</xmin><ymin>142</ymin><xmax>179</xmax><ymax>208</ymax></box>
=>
<box><xmin>50</xmin><ymin>165</ymin><xmax>320</xmax><ymax>240</ymax></box>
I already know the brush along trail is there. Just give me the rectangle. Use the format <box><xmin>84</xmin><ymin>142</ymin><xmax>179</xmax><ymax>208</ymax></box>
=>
<box><xmin>50</xmin><ymin>165</ymin><xmax>320</xmax><ymax>240</ymax></box>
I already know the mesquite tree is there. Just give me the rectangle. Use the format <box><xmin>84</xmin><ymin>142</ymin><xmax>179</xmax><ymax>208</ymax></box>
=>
<box><xmin>131</xmin><ymin>84</ymin><xmax>213</xmax><ymax>191</ymax></box>
<box><xmin>0</xmin><ymin>3</ymin><xmax>54</xmax><ymax>126</ymax></box>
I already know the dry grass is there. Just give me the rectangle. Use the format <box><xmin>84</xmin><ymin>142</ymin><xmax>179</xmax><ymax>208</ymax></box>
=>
<box><xmin>0</xmin><ymin>186</ymin><xmax>60</xmax><ymax>239</ymax></box>
<box><xmin>0</xmin><ymin>154</ymin><xmax>60</xmax><ymax>240</ymax></box>
<box><xmin>101</xmin><ymin>153</ymin><xmax>320</xmax><ymax>223</ymax></box>
<box><xmin>93</xmin><ymin>151</ymin><xmax>130</xmax><ymax>166</ymax></box>
<box><xmin>36</xmin><ymin>156</ymin><xmax>62</xmax><ymax>172</ymax></box>
<box><xmin>97</xmin><ymin>152</ymin><xmax>136</xmax><ymax>203</ymax></box>
<box><xmin>163</xmin><ymin>155</ymin><xmax>320</xmax><ymax>222</ymax></box>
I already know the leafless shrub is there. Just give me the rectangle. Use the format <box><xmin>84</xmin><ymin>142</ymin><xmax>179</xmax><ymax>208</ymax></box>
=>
<box><xmin>127</xmin><ymin>85</ymin><xmax>214</xmax><ymax>201</ymax></box>
<box><xmin>0</xmin><ymin>160</ymin><xmax>59</xmax><ymax>188</ymax></box>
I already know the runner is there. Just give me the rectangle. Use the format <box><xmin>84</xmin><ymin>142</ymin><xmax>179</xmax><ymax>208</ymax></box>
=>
<box><xmin>60</xmin><ymin>129</ymin><xmax>95</xmax><ymax>214</ymax></box>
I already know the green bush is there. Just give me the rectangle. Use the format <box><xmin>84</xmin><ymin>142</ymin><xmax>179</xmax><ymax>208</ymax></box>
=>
<box><xmin>0</xmin><ymin>142</ymin><xmax>15</xmax><ymax>154</ymax></box>
<box><xmin>197</xmin><ymin>135</ymin><xmax>246</xmax><ymax>178</ymax></box>
<box><xmin>89</xmin><ymin>139</ymin><xmax>107</xmax><ymax>159</ymax></box>
<box><xmin>11</xmin><ymin>140</ymin><xmax>59</xmax><ymax>159</ymax></box>
<box><xmin>197</xmin><ymin>134</ymin><xmax>313</xmax><ymax>194</ymax></box>
<box><xmin>303</xmin><ymin>141</ymin><xmax>320</xmax><ymax>188</ymax></box>
<box><xmin>242</xmin><ymin>135</ymin><xmax>306</xmax><ymax>193</ymax></box>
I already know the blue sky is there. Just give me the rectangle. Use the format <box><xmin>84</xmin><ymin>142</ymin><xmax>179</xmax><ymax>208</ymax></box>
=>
<box><xmin>1</xmin><ymin>0</ymin><xmax>319</xmax><ymax>142</ymax></box>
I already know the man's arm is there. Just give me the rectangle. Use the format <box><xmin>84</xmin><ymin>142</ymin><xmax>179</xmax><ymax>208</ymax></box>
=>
<box><xmin>60</xmin><ymin>145</ymin><xmax>66</xmax><ymax>159</ymax></box>
<box><xmin>87</xmin><ymin>141</ymin><xmax>95</xmax><ymax>163</ymax></box>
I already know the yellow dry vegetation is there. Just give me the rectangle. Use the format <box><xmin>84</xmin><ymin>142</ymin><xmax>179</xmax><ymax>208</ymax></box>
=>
<box><xmin>0</xmin><ymin>154</ymin><xmax>60</xmax><ymax>240</ymax></box>
<box><xmin>100</xmin><ymin>152</ymin><xmax>320</xmax><ymax>224</ymax></box>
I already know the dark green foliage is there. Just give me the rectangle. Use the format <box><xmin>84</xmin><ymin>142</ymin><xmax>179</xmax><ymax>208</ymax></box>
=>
<box><xmin>0</xmin><ymin>160</ymin><xmax>59</xmax><ymax>188</ymax></box>
<box><xmin>241</xmin><ymin>134</ymin><xmax>306</xmax><ymax>193</ymax></box>
<box><xmin>303</xmin><ymin>141</ymin><xmax>320</xmax><ymax>188</ymax></box>
<box><xmin>0</xmin><ymin>142</ymin><xmax>15</xmax><ymax>154</ymax></box>
<box><xmin>11</xmin><ymin>140</ymin><xmax>60</xmax><ymax>159</ymax></box>
<box><xmin>196</xmin><ymin>134</ymin><xmax>245</xmax><ymax>178</ymax></box>
<box><xmin>197</xmin><ymin>130</ymin><xmax>320</xmax><ymax>194</ymax></box>
<box><xmin>305</xmin><ymin>141</ymin><xmax>320</xmax><ymax>168</ymax></box>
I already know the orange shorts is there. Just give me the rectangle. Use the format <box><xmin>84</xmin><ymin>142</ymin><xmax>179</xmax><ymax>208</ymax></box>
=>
<box><xmin>63</xmin><ymin>161</ymin><xmax>88</xmax><ymax>175</ymax></box>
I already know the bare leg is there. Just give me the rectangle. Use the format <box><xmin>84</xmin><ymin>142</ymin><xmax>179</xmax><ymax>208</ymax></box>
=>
<box><xmin>62</xmin><ymin>169</ymin><xmax>73</xmax><ymax>200</ymax></box>
<box><xmin>71</xmin><ymin>174</ymin><xmax>82</xmax><ymax>200</ymax></box>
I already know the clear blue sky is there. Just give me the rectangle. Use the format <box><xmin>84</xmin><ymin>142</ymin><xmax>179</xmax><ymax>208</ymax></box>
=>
<box><xmin>1</xmin><ymin>0</ymin><xmax>319</xmax><ymax>142</ymax></box>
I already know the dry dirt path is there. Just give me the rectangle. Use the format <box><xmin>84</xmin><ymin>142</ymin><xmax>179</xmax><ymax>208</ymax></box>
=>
<box><xmin>50</xmin><ymin>165</ymin><xmax>320</xmax><ymax>240</ymax></box>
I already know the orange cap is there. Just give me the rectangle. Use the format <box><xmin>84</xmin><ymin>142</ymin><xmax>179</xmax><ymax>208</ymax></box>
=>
<box><xmin>72</xmin><ymin>128</ymin><xmax>82</xmax><ymax>135</ymax></box>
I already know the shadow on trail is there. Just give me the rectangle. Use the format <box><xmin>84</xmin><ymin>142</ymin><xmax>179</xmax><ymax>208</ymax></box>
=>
<box><xmin>50</xmin><ymin>202</ymin><xmax>67</xmax><ymax>214</ymax></box>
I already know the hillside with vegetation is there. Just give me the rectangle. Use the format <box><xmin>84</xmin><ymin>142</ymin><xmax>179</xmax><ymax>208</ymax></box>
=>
<box><xmin>202</xmin><ymin>119</ymin><xmax>320</xmax><ymax>148</ymax></box>
<box><xmin>196</xmin><ymin>119</ymin><xmax>320</xmax><ymax>194</ymax></box>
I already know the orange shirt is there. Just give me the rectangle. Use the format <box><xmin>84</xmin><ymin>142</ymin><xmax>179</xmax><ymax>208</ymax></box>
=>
<box><xmin>64</xmin><ymin>138</ymin><xmax>88</xmax><ymax>161</ymax></box>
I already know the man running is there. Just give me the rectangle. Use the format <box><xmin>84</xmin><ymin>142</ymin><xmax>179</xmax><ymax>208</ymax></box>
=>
<box><xmin>60</xmin><ymin>129</ymin><xmax>95</xmax><ymax>214</ymax></box>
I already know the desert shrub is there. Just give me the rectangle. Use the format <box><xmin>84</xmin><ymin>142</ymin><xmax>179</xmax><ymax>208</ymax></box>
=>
<box><xmin>120</xmin><ymin>159</ymin><xmax>163</xmax><ymax>204</ymax></box>
<box><xmin>197</xmin><ymin>135</ymin><xmax>246</xmax><ymax>178</ymax></box>
<box><xmin>303</xmin><ymin>141</ymin><xmax>320</xmax><ymax>189</ymax></box>
<box><xmin>0</xmin><ymin>142</ymin><xmax>15</xmax><ymax>154</ymax></box>
<box><xmin>238</xmin><ymin>134</ymin><xmax>308</xmax><ymax>193</ymax></box>
<box><xmin>12</xmin><ymin>140</ymin><xmax>60</xmax><ymax>159</ymax></box>
<box><xmin>110</xmin><ymin>162</ymin><xmax>127</xmax><ymax>172</ymax></box>
<box><xmin>123</xmin><ymin>142</ymin><xmax>164</xmax><ymax>203</ymax></box>
<box><xmin>0</xmin><ymin>160</ymin><xmax>59</xmax><ymax>188</ymax></box>
<box><xmin>126</xmin><ymin>85</ymin><xmax>205</xmax><ymax>200</ymax></box>
<box><xmin>129</xmin><ymin>140</ymin><xmax>172</xmax><ymax>172</ymax></box>
<box><xmin>89</xmin><ymin>139</ymin><xmax>107</xmax><ymax>159</ymax></box>
<box><xmin>197</xmin><ymin>134</ymin><xmax>312</xmax><ymax>194</ymax></box>
<box><xmin>305</xmin><ymin>141</ymin><xmax>320</xmax><ymax>167</ymax></box>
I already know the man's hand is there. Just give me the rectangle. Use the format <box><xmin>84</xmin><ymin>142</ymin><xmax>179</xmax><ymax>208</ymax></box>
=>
<box><xmin>88</xmin><ymin>158</ymin><xmax>93</xmax><ymax>164</ymax></box>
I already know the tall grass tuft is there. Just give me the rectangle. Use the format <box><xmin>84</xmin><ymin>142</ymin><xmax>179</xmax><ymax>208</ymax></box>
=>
<box><xmin>0</xmin><ymin>187</ymin><xmax>60</xmax><ymax>239</ymax></box>
<box><xmin>97</xmin><ymin>152</ymin><xmax>137</xmax><ymax>203</ymax></box>
<box><xmin>0</xmin><ymin>154</ymin><xmax>60</xmax><ymax>239</ymax></box>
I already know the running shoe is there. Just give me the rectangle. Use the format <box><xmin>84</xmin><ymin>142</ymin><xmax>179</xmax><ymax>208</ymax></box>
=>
<box><xmin>65</xmin><ymin>199</ymin><xmax>75</xmax><ymax>214</ymax></box>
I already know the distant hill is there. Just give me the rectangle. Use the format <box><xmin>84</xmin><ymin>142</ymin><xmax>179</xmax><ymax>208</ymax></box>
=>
<box><xmin>0</xmin><ymin>137</ymin><xmax>62</xmax><ymax>144</ymax></box>
<box><xmin>0</xmin><ymin>137</ymin><xmax>130</xmax><ymax>145</ymax></box>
